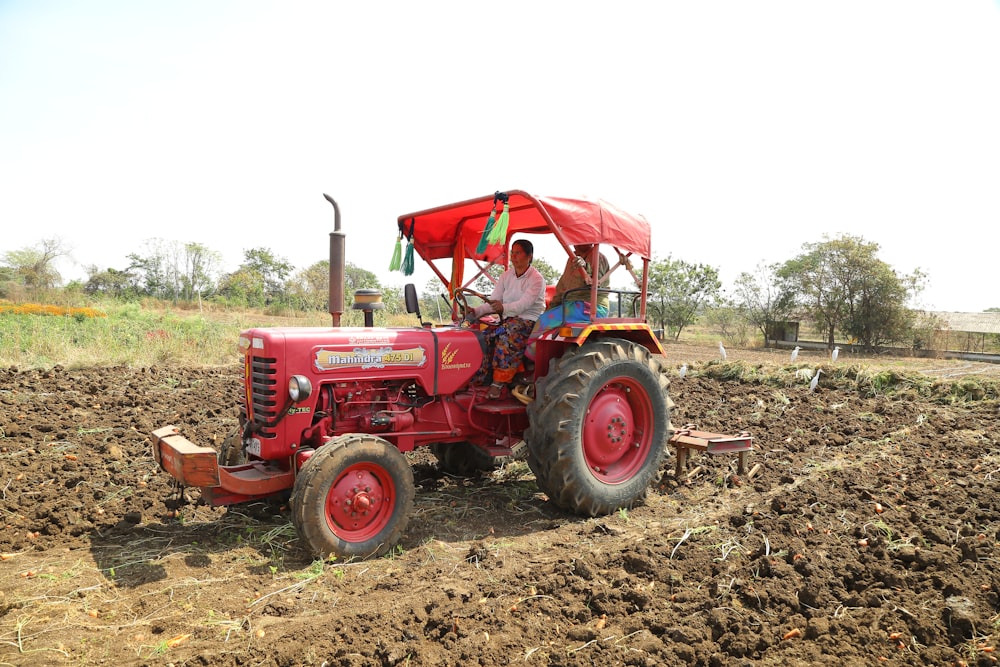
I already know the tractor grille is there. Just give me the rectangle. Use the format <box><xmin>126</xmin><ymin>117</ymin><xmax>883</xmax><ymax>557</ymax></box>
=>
<box><xmin>249</xmin><ymin>356</ymin><xmax>279</xmax><ymax>438</ymax></box>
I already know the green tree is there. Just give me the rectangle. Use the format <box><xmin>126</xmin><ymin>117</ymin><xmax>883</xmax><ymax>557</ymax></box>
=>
<box><xmin>82</xmin><ymin>266</ymin><xmax>140</xmax><ymax>300</ymax></box>
<box><xmin>343</xmin><ymin>262</ymin><xmax>380</xmax><ymax>306</ymax></box>
<box><xmin>646</xmin><ymin>255</ymin><xmax>722</xmax><ymax>340</ymax></box>
<box><xmin>473</xmin><ymin>264</ymin><xmax>504</xmax><ymax>295</ymax></box>
<box><xmin>842</xmin><ymin>261</ymin><xmax>925</xmax><ymax>350</ymax></box>
<box><xmin>532</xmin><ymin>256</ymin><xmax>560</xmax><ymax>284</ymax></box>
<box><xmin>127</xmin><ymin>239</ymin><xmax>179</xmax><ymax>300</ymax></box>
<box><xmin>703</xmin><ymin>301</ymin><xmax>754</xmax><ymax>347</ymax></box>
<box><xmin>180</xmin><ymin>242</ymin><xmax>222</xmax><ymax>302</ymax></box>
<box><xmin>778</xmin><ymin>234</ymin><xmax>923</xmax><ymax>351</ymax></box>
<box><xmin>420</xmin><ymin>276</ymin><xmax>451</xmax><ymax>321</ymax></box>
<box><xmin>1</xmin><ymin>237</ymin><xmax>69</xmax><ymax>292</ymax></box>
<box><xmin>285</xmin><ymin>261</ymin><xmax>402</xmax><ymax>319</ymax></box>
<box><xmin>731</xmin><ymin>262</ymin><xmax>795</xmax><ymax>347</ymax></box>
<box><xmin>380</xmin><ymin>285</ymin><xmax>405</xmax><ymax>317</ymax></box>
<box><xmin>216</xmin><ymin>268</ymin><xmax>265</xmax><ymax>308</ymax></box>
<box><xmin>286</xmin><ymin>260</ymin><xmax>331</xmax><ymax>312</ymax></box>
<box><xmin>239</xmin><ymin>247</ymin><xmax>293</xmax><ymax>306</ymax></box>
<box><xmin>0</xmin><ymin>265</ymin><xmax>16</xmax><ymax>299</ymax></box>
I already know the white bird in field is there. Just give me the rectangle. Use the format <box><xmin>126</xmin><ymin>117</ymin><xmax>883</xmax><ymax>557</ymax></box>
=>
<box><xmin>832</xmin><ymin>346</ymin><xmax>841</xmax><ymax>362</ymax></box>
<box><xmin>718</xmin><ymin>342</ymin><xmax>727</xmax><ymax>360</ymax></box>
<box><xmin>790</xmin><ymin>346</ymin><xmax>801</xmax><ymax>362</ymax></box>
<box><xmin>679</xmin><ymin>363</ymin><xmax>687</xmax><ymax>379</ymax></box>
<box><xmin>809</xmin><ymin>368</ymin><xmax>822</xmax><ymax>392</ymax></box>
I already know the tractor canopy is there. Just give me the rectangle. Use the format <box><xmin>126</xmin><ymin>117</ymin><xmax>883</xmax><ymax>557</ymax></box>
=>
<box><xmin>396</xmin><ymin>190</ymin><xmax>652</xmax><ymax>263</ymax></box>
<box><xmin>394</xmin><ymin>190</ymin><xmax>653</xmax><ymax>298</ymax></box>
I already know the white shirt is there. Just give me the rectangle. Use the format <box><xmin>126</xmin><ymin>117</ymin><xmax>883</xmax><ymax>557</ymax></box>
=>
<box><xmin>472</xmin><ymin>265</ymin><xmax>546</xmax><ymax>322</ymax></box>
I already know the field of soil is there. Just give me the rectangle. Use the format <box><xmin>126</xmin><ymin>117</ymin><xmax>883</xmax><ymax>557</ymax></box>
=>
<box><xmin>3</xmin><ymin>342</ymin><xmax>1000</xmax><ymax>666</ymax></box>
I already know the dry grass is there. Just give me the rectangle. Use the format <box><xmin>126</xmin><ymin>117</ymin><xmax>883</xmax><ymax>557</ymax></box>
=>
<box><xmin>659</xmin><ymin>340</ymin><xmax>1000</xmax><ymax>383</ymax></box>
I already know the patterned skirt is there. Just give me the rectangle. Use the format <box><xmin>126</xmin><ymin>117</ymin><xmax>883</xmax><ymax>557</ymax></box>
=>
<box><xmin>472</xmin><ymin>316</ymin><xmax>535</xmax><ymax>385</ymax></box>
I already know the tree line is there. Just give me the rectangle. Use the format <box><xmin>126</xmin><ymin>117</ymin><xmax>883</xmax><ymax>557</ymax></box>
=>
<box><xmin>1</xmin><ymin>234</ymin><xmax>939</xmax><ymax>352</ymax></box>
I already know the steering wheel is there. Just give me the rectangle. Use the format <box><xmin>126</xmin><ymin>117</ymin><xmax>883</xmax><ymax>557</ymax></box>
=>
<box><xmin>453</xmin><ymin>288</ymin><xmax>492</xmax><ymax>325</ymax></box>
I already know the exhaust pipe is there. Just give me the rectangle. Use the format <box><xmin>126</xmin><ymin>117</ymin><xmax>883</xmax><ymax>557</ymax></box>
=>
<box><xmin>323</xmin><ymin>194</ymin><xmax>345</xmax><ymax>327</ymax></box>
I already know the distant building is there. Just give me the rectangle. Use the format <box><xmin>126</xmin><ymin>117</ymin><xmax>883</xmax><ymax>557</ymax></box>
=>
<box><xmin>766</xmin><ymin>321</ymin><xmax>800</xmax><ymax>343</ymax></box>
<box><xmin>919</xmin><ymin>311</ymin><xmax>1000</xmax><ymax>354</ymax></box>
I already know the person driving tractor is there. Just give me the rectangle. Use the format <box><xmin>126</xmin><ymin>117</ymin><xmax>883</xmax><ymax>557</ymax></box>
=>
<box><xmin>464</xmin><ymin>238</ymin><xmax>546</xmax><ymax>399</ymax></box>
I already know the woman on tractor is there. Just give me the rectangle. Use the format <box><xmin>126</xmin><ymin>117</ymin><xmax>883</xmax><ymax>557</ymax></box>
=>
<box><xmin>547</xmin><ymin>243</ymin><xmax>611</xmax><ymax>320</ymax></box>
<box><xmin>525</xmin><ymin>244</ymin><xmax>610</xmax><ymax>360</ymax></box>
<box><xmin>464</xmin><ymin>239</ymin><xmax>546</xmax><ymax>399</ymax></box>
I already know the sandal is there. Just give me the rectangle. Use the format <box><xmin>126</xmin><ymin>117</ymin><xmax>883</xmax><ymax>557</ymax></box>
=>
<box><xmin>486</xmin><ymin>382</ymin><xmax>505</xmax><ymax>400</ymax></box>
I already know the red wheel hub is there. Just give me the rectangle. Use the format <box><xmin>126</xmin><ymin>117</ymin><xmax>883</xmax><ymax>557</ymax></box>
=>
<box><xmin>582</xmin><ymin>379</ymin><xmax>653</xmax><ymax>484</ymax></box>
<box><xmin>325</xmin><ymin>463</ymin><xmax>395</xmax><ymax>541</ymax></box>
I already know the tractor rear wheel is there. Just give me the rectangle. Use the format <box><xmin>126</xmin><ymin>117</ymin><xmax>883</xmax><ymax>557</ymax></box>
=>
<box><xmin>291</xmin><ymin>434</ymin><xmax>415</xmax><ymax>559</ymax></box>
<box><xmin>526</xmin><ymin>338</ymin><xmax>671</xmax><ymax>516</ymax></box>
<box><xmin>430</xmin><ymin>442</ymin><xmax>497</xmax><ymax>477</ymax></box>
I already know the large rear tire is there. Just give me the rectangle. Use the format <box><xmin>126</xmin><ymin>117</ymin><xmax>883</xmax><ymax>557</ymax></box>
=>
<box><xmin>291</xmin><ymin>434</ymin><xmax>415</xmax><ymax>559</ymax></box>
<box><xmin>525</xmin><ymin>338</ymin><xmax>671</xmax><ymax>516</ymax></box>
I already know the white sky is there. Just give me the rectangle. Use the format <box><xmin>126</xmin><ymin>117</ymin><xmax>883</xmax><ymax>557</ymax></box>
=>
<box><xmin>2</xmin><ymin>1</ymin><xmax>998</xmax><ymax>312</ymax></box>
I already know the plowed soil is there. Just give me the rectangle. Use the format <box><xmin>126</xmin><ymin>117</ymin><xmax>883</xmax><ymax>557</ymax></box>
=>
<box><xmin>2</xmin><ymin>343</ymin><xmax>1000</xmax><ymax>666</ymax></box>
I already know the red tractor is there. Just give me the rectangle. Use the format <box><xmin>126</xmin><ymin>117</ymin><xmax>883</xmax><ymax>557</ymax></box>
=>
<box><xmin>152</xmin><ymin>190</ymin><xmax>682</xmax><ymax>559</ymax></box>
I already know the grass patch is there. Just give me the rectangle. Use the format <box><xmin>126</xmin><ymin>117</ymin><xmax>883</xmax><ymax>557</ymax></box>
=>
<box><xmin>0</xmin><ymin>301</ymin><xmax>335</xmax><ymax>369</ymax></box>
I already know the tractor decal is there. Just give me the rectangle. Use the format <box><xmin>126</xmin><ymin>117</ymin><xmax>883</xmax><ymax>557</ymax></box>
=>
<box><xmin>314</xmin><ymin>346</ymin><xmax>427</xmax><ymax>371</ymax></box>
<box><xmin>440</xmin><ymin>342</ymin><xmax>472</xmax><ymax>371</ymax></box>
<box><xmin>346</xmin><ymin>333</ymin><xmax>393</xmax><ymax>345</ymax></box>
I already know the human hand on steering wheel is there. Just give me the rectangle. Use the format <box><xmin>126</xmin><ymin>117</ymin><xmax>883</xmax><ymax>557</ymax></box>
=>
<box><xmin>453</xmin><ymin>288</ymin><xmax>491</xmax><ymax>326</ymax></box>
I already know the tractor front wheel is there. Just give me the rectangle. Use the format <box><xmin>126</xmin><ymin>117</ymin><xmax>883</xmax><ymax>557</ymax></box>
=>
<box><xmin>291</xmin><ymin>434</ymin><xmax>415</xmax><ymax>559</ymax></box>
<box><xmin>526</xmin><ymin>338</ymin><xmax>671</xmax><ymax>516</ymax></box>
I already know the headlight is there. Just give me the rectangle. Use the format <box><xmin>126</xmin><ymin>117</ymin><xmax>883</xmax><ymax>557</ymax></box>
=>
<box><xmin>288</xmin><ymin>375</ymin><xmax>313</xmax><ymax>402</ymax></box>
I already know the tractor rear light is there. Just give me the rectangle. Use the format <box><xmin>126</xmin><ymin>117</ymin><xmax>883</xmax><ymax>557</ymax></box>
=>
<box><xmin>288</xmin><ymin>375</ymin><xmax>313</xmax><ymax>402</ymax></box>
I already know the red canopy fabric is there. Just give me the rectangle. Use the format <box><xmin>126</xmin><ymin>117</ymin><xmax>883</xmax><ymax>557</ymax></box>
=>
<box><xmin>396</xmin><ymin>190</ymin><xmax>652</xmax><ymax>263</ymax></box>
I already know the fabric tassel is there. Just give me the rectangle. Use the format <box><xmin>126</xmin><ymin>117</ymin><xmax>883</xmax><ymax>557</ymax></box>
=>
<box><xmin>487</xmin><ymin>202</ymin><xmax>509</xmax><ymax>244</ymax></box>
<box><xmin>401</xmin><ymin>219</ymin><xmax>416</xmax><ymax>276</ymax></box>
<box><xmin>476</xmin><ymin>206</ymin><xmax>497</xmax><ymax>255</ymax></box>
<box><xmin>402</xmin><ymin>239</ymin><xmax>415</xmax><ymax>276</ymax></box>
<box><xmin>388</xmin><ymin>233</ymin><xmax>402</xmax><ymax>271</ymax></box>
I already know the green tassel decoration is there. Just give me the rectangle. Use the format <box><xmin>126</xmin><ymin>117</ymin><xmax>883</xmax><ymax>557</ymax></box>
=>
<box><xmin>487</xmin><ymin>202</ymin><xmax>509</xmax><ymax>245</ymax></box>
<box><xmin>402</xmin><ymin>239</ymin><xmax>415</xmax><ymax>276</ymax></box>
<box><xmin>388</xmin><ymin>234</ymin><xmax>402</xmax><ymax>271</ymax></box>
<box><xmin>401</xmin><ymin>219</ymin><xmax>416</xmax><ymax>276</ymax></box>
<box><xmin>476</xmin><ymin>206</ymin><xmax>497</xmax><ymax>255</ymax></box>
